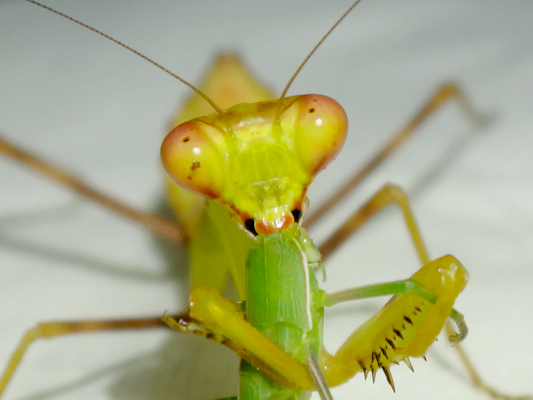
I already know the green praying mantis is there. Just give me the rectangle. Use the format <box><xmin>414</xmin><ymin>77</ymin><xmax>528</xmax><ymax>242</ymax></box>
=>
<box><xmin>0</xmin><ymin>1</ymin><xmax>532</xmax><ymax>399</ymax></box>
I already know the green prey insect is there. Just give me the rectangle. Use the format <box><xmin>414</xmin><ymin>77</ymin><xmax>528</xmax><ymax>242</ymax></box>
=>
<box><xmin>1</xmin><ymin>1</ymin><xmax>532</xmax><ymax>400</ymax></box>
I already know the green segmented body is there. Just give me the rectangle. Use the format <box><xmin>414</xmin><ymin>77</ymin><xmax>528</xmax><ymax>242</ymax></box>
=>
<box><xmin>241</xmin><ymin>224</ymin><xmax>324</xmax><ymax>400</ymax></box>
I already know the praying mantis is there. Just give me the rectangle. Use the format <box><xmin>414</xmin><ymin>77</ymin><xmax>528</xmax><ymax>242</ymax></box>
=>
<box><xmin>1</xmin><ymin>0</ymin><xmax>533</xmax><ymax>399</ymax></box>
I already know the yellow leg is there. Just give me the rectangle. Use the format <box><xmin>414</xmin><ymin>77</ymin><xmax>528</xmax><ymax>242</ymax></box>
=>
<box><xmin>0</xmin><ymin>315</ymin><xmax>180</xmax><ymax>396</ymax></box>
<box><xmin>320</xmin><ymin>255</ymin><xmax>468</xmax><ymax>391</ymax></box>
<box><xmin>318</xmin><ymin>184</ymin><xmax>531</xmax><ymax>399</ymax></box>
<box><xmin>163</xmin><ymin>287</ymin><xmax>315</xmax><ymax>392</ymax></box>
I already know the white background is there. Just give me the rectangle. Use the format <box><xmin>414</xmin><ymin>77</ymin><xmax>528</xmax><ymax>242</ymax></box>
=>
<box><xmin>0</xmin><ymin>1</ymin><xmax>532</xmax><ymax>399</ymax></box>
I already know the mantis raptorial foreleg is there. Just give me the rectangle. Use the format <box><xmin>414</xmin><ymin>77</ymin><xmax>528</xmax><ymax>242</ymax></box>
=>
<box><xmin>321</xmin><ymin>255</ymin><xmax>469</xmax><ymax>390</ymax></box>
<box><xmin>315</xmin><ymin>182</ymin><xmax>531</xmax><ymax>399</ymax></box>
<box><xmin>163</xmin><ymin>289</ymin><xmax>316</xmax><ymax>392</ymax></box>
<box><xmin>163</xmin><ymin>255</ymin><xmax>468</xmax><ymax>394</ymax></box>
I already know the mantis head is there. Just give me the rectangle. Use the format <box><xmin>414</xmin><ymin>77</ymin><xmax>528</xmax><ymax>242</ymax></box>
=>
<box><xmin>161</xmin><ymin>94</ymin><xmax>347</xmax><ymax>236</ymax></box>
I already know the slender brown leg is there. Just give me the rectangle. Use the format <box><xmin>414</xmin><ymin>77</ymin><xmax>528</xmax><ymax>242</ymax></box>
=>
<box><xmin>318</xmin><ymin>184</ymin><xmax>530</xmax><ymax>399</ymax></box>
<box><xmin>305</xmin><ymin>83</ymin><xmax>484</xmax><ymax>228</ymax></box>
<box><xmin>0</xmin><ymin>132</ymin><xmax>184</xmax><ymax>244</ymax></box>
<box><xmin>319</xmin><ymin>183</ymin><xmax>428</xmax><ymax>263</ymax></box>
<box><xmin>0</xmin><ymin>313</ymin><xmax>187</xmax><ymax>396</ymax></box>
<box><xmin>0</xmin><ymin>128</ymin><xmax>185</xmax><ymax>394</ymax></box>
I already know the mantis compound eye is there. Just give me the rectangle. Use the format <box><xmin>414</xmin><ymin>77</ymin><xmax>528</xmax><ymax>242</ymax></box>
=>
<box><xmin>292</xmin><ymin>94</ymin><xmax>348</xmax><ymax>176</ymax></box>
<box><xmin>161</xmin><ymin>120</ymin><xmax>225</xmax><ymax>200</ymax></box>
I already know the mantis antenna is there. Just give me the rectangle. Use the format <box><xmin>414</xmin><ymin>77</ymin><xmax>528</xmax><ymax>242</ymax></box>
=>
<box><xmin>26</xmin><ymin>0</ymin><xmax>364</xmax><ymax>136</ymax></box>
<box><xmin>23</xmin><ymin>0</ymin><xmax>226</xmax><ymax>118</ymax></box>
<box><xmin>274</xmin><ymin>0</ymin><xmax>363</xmax><ymax>127</ymax></box>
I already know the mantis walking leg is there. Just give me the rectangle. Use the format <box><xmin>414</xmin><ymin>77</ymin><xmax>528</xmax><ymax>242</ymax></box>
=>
<box><xmin>0</xmin><ymin>314</ymin><xmax>189</xmax><ymax>396</ymax></box>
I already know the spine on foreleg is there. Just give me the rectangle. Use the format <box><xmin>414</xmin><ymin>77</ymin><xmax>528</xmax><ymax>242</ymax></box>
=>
<box><xmin>321</xmin><ymin>255</ymin><xmax>468</xmax><ymax>390</ymax></box>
